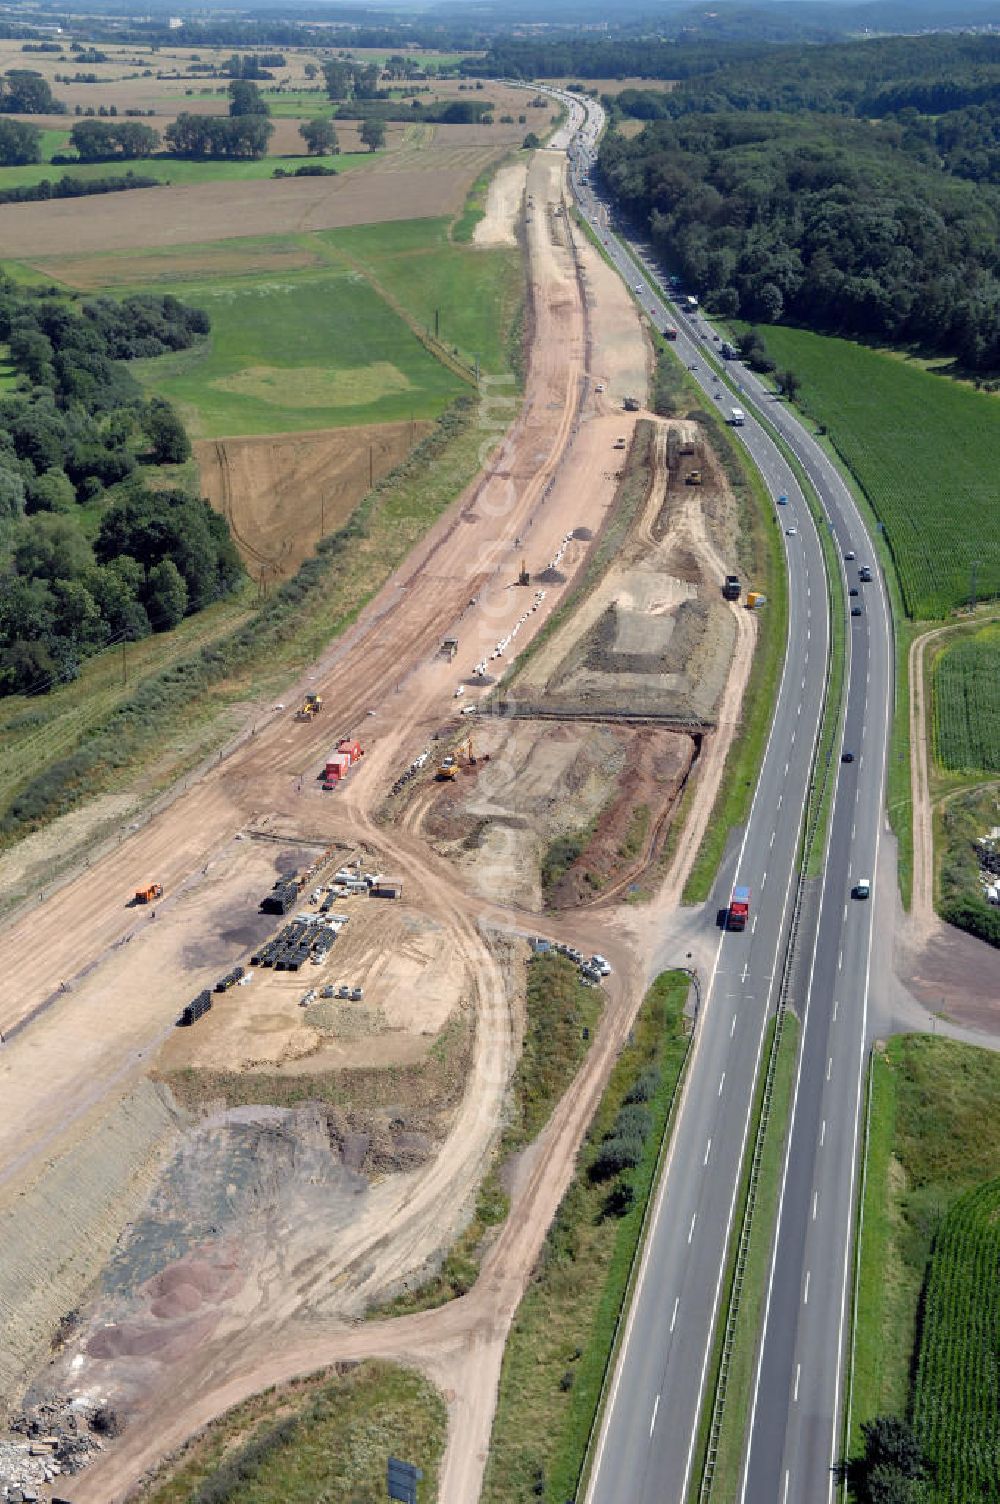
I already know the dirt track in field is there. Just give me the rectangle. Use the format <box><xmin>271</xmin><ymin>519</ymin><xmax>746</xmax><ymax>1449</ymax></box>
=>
<box><xmin>0</xmin><ymin>149</ymin><xmax>756</xmax><ymax>1504</ymax></box>
<box><xmin>196</xmin><ymin>421</ymin><xmax>433</xmax><ymax>580</ymax></box>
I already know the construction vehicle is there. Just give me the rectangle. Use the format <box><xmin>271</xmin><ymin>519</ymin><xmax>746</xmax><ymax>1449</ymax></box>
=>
<box><xmin>134</xmin><ymin>883</ymin><xmax>163</xmax><ymax>905</ymax></box>
<box><xmin>723</xmin><ymin>575</ymin><xmax>741</xmax><ymax>601</ymax></box>
<box><xmin>729</xmin><ymin>407</ymin><xmax>746</xmax><ymax>426</ymax></box>
<box><xmin>727</xmin><ymin>885</ymin><xmax>750</xmax><ymax>931</ymax></box>
<box><xmin>686</xmin><ymin>469</ymin><xmax>703</xmax><ymax>486</ymax></box>
<box><xmin>623</xmin><ymin>395</ymin><xmax>640</xmax><ymax>412</ymax></box>
<box><xmin>746</xmin><ymin>591</ymin><xmax>767</xmax><ymax>610</ymax></box>
<box><xmin>295</xmin><ymin>693</ymin><xmax>322</xmax><ymax>721</ymax></box>
<box><xmin>437</xmin><ymin>755</ymin><xmax>458</xmax><ymax>781</ymax></box>
<box><xmin>517</xmin><ymin>558</ymin><xmax>530</xmax><ymax>586</ymax></box>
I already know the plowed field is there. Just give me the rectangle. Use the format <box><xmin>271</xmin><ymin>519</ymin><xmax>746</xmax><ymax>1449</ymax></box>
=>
<box><xmin>196</xmin><ymin>420</ymin><xmax>432</xmax><ymax>579</ymax></box>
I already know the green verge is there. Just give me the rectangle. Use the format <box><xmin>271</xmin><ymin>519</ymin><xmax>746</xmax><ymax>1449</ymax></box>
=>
<box><xmin>847</xmin><ymin>1035</ymin><xmax>1000</xmax><ymax>1461</ymax></box>
<box><xmin>705</xmin><ymin>1013</ymin><xmax>800</xmax><ymax>1501</ymax></box>
<box><xmin>136</xmin><ymin>1361</ymin><xmax>445</xmax><ymax>1504</ymax></box>
<box><xmin>451</xmin><ymin>161</ymin><xmax>498</xmax><ymax>244</ymax></box>
<box><xmin>481</xmin><ymin>971</ymin><xmax>692</xmax><ymax>1504</ymax></box>
<box><xmin>375</xmin><ymin>953</ymin><xmax>601</xmax><ymax>1317</ymax></box>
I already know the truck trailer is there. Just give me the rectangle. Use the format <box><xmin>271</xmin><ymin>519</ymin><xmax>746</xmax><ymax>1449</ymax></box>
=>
<box><xmin>727</xmin><ymin>885</ymin><xmax>750</xmax><ymax>931</ymax></box>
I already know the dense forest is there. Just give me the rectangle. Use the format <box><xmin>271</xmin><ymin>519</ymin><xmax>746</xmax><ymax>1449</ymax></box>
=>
<box><xmin>594</xmin><ymin>35</ymin><xmax>1000</xmax><ymax>370</ymax></box>
<box><xmin>0</xmin><ymin>282</ymin><xmax>242</xmax><ymax>695</ymax></box>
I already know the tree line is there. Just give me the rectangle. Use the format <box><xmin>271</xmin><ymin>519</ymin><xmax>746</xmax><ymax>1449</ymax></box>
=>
<box><xmin>599</xmin><ymin>107</ymin><xmax>1000</xmax><ymax>370</ymax></box>
<box><xmin>0</xmin><ymin>280</ymin><xmax>243</xmax><ymax>695</ymax></box>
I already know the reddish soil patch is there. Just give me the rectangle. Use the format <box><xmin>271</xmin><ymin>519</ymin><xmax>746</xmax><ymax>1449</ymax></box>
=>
<box><xmin>548</xmin><ymin>728</ymin><xmax>696</xmax><ymax>908</ymax></box>
<box><xmin>903</xmin><ymin>921</ymin><xmax>1000</xmax><ymax>1035</ymax></box>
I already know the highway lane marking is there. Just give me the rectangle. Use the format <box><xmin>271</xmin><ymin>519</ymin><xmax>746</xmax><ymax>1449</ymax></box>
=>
<box><xmin>804</xmin><ymin>1270</ymin><xmax>811</xmax><ymax>1305</ymax></box>
<box><xmin>813</xmin><ymin>1191</ymin><xmax>819</xmax><ymax>1221</ymax></box>
<box><xmin>777</xmin><ymin>793</ymin><xmax>783</xmax><ymax>810</ymax></box>
<box><xmin>833</xmin><ymin>1000</ymin><xmax>839</xmax><ymax>1021</ymax></box>
<box><xmin>794</xmin><ymin>1364</ymin><xmax>801</xmax><ymax>1403</ymax></box>
<box><xmin>820</xmin><ymin>1119</ymin><xmax>826</xmax><ymax>1146</ymax></box>
<box><xmin>784</xmin><ymin>1472</ymin><xmax>790</xmax><ymax>1504</ymax></box>
<box><xmin>761</xmin><ymin>869</ymin><xmax>768</xmax><ymax>885</ymax></box>
<box><xmin>838</xmin><ymin>948</ymin><xmax>844</xmax><ymax>971</ymax></box>
<box><xmin>784</xmin><ymin>761</ymin><xmax>789</xmax><ymax>775</ymax></box>
<box><xmin>751</xmin><ymin>915</ymin><xmax>758</xmax><ymax>934</ymax></box>
<box><xmin>731</xmin><ymin>1014</ymin><xmax>737</xmax><ymax>1037</ymax></box>
<box><xmin>688</xmin><ymin>1213</ymin><xmax>697</xmax><ymax>1243</ymax></box>
<box><xmin>670</xmin><ymin>1297</ymin><xmax>679</xmax><ymax>1333</ymax></box>
<box><xmin>650</xmin><ymin>1394</ymin><xmax>660</xmax><ymax>1436</ymax></box>
<box><xmin>704</xmin><ymin>1138</ymin><xmax>712</xmax><ymax>1165</ymax></box>
<box><xmin>718</xmin><ymin>1072</ymin><xmax>726</xmax><ymax>1095</ymax></box>
<box><xmin>770</xmin><ymin>831</ymin><xmax>776</xmax><ymax>848</ymax></box>
<box><xmin>827</xmin><ymin>1056</ymin><xmax>833</xmax><ymax>1081</ymax></box>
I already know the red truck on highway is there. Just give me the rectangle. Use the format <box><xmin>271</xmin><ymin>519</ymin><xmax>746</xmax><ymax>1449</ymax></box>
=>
<box><xmin>727</xmin><ymin>885</ymin><xmax>750</xmax><ymax>931</ymax></box>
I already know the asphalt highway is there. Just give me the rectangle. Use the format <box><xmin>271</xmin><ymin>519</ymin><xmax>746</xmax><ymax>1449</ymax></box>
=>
<box><xmin>551</xmin><ymin>93</ymin><xmax>894</xmax><ymax>1504</ymax></box>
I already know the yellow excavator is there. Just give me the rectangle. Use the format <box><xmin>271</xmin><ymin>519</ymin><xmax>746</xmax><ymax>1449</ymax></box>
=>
<box><xmin>436</xmin><ymin>738</ymin><xmax>478</xmax><ymax>781</ymax></box>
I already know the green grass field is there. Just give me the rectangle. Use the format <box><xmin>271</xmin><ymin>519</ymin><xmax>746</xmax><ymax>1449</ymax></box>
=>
<box><xmin>911</xmin><ymin>1178</ymin><xmax>1000</xmax><ymax>1503</ymax></box>
<box><xmin>750</xmin><ymin>326</ymin><xmax>1000</xmax><ymax>618</ymax></box>
<box><xmin>131</xmin><ymin>270</ymin><xmax>466</xmax><ymax>436</ymax></box>
<box><xmin>932</xmin><ymin>623</ymin><xmax>1000</xmax><ymax>775</ymax></box>
<box><xmin>317</xmin><ymin>217</ymin><xmax>521</xmax><ymax>376</ymax></box>
<box><xmin>141</xmin><ymin>1361</ymin><xmax>445</xmax><ymax>1504</ymax></box>
<box><xmin>850</xmin><ymin>1036</ymin><xmax>1000</xmax><ymax>1457</ymax></box>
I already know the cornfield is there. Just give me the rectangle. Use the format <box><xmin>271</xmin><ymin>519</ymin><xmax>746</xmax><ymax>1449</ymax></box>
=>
<box><xmin>912</xmin><ymin>1178</ymin><xmax>1000</xmax><ymax>1503</ymax></box>
<box><xmin>751</xmin><ymin>325</ymin><xmax>1000</xmax><ymax>619</ymax></box>
<box><xmin>932</xmin><ymin>626</ymin><xmax>1000</xmax><ymax>774</ymax></box>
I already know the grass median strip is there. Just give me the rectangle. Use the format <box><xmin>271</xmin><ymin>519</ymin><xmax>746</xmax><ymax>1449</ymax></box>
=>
<box><xmin>701</xmin><ymin>1012</ymin><xmax>800</xmax><ymax>1501</ymax></box>
<box><xmin>481</xmin><ymin>971</ymin><xmax>691</xmax><ymax>1504</ymax></box>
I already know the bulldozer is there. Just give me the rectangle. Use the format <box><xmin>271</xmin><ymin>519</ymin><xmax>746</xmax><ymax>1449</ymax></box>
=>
<box><xmin>295</xmin><ymin>693</ymin><xmax>323</xmax><ymax>721</ymax></box>
<box><xmin>436</xmin><ymin>755</ymin><xmax>458</xmax><ymax>781</ymax></box>
<box><xmin>517</xmin><ymin>558</ymin><xmax>530</xmax><ymax>587</ymax></box>
<box><xmin>134</xmin><ymin>883</ymin><xmax>163</xmax><ymax>905</ymax></box>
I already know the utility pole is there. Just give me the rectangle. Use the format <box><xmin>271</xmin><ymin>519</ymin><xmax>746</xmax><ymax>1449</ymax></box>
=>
<box><xmin>434</xmin><ymin>307</ymin><xmax>440</xmax><ymax>340</ymax></box>
<box><xmin>121</xmin><ymin>641</ymin><xmax>127</xmax><ymax>687</ymax></box>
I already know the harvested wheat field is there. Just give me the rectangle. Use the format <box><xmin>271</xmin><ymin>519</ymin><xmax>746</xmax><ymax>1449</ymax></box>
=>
<box><xmin>39</xmin><ymin>240</ymin><xmax>329</xmax><ymax>292</ymax></box>
<box><xmin>196</xmin><ymin>420</ymin><xmax>433</xmax><ymax>579</ymax></box>
<box><xmin>2</xmin><ymin>155</ymin><xmax>501</xmax><ymax>259</ymax></box>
